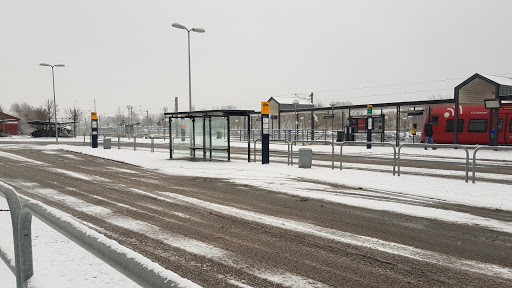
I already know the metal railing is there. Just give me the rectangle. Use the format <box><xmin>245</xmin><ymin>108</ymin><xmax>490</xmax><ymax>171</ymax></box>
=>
<box><xmin>150</xmin><ymin>136</ymin><xmax>167</xmax><ymax>153</ymax></box>
<box><xmin>472</xmin><ymin>146</ymin><xmax>512</xmax><ymax>183</ymax></box>
<box><xmin>339</xmin><ymin>142</ymin><xmax>396</xmax><ymax>175</ymax></box>
<box><xmin>0</xmin><ymin>182</ymin><xmax>22</xmax><ymax>288</ymax></box>
<box><xmin>133</xmin><ymin>134</ymin><xmax>149</xmax><ymax>151</ymax></box>
<box><xmin>0</xmin><ymin>182</ymin><xmax>196</xmax><ymax>288</ymax></box>
<box><xmin>398</xmin><ymin>144</ymin><xmax>470</xmax><ymax>183</ymax></box>
<box><xmin>253</xmin><ymin>139</ymin><xmax>291</xmax><ymax>164</ymax></box>
<box><xmin>290</xmin><ymin>140</ymin><xmax>335</xmax><ymax>169</ymax></box>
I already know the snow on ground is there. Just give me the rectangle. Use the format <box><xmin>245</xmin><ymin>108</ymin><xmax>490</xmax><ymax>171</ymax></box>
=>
<box><xmin>1</xmin><ymin>137</ymin><xmax>512</xmax><ymax>287</ymax></box>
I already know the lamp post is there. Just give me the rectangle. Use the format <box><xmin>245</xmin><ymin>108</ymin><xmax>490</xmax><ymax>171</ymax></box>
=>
<box><xmin>40</xmin><ymin>63</ymin><xmax>65</xmax><ymax>144</ymax></box>
<box><xmin>330</xmin><ymin>102</ymin><xmax>336</xmax><ymax>142</ymax></box>
<box><xmin>126</xmin><ymin>105</ymin><xmax>133</xmax><ymax>137</ymax></box>
<box><xmin>292</xmin><ymin>99</ymin><xmax>299</xmax><ymax>140</ymax></box>
<box><xmin>172</xmin><ymin>23</ymin><xmax>205</xmax><ymax>112</ymax></box>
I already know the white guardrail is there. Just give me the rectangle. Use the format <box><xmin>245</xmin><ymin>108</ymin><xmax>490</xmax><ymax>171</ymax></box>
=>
<box><xmin>0</xmin><ymin>182</ymin><xmax>199</xmax><ymax>288</ymax></box>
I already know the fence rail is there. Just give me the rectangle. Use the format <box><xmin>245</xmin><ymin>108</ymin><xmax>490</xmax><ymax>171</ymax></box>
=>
<box><xmin>290</xmin><ymin>140</ymin><xmax>335</xmax><ymax>169</ymax></box>
<box><xmin>472</xmin><ymin>146</ymin><xmax>512</xmax><ymax>183</ymax></box>
<box><xmin>253</xmin><ymin>139</ymin><xmax>291</xmax><ymax>164</ymax></box>
<box><xmin>398</xmin><ymin>143</ymin><xmax>470</xmax><ymax>183</ymax></box>
<box><xmin>339</xmin><ymin>142</ymin><xmax>396</xmax><ymax>175</ymax></box>
<box><xmin>0</xmin><ymin>182</ymin><xmax>197</xmax><ymax>288</ymax></box>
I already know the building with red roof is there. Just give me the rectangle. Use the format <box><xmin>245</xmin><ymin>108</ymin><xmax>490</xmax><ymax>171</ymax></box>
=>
<box><xmin>0</xmin><ymin>112</ymin><xmax>20</xmax><ymax>136</ymax></box>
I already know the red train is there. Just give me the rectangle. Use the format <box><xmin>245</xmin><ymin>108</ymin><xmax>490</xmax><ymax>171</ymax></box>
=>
<box><xmin>420</xmin><ymin>104</ymin><xmax>512</xmax><ymax>145</ymax></box>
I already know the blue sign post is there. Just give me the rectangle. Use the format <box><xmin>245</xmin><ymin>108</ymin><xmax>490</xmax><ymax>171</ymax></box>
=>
<box><xmin>91</xmin><ymin>112</ymin><xmax>98</xmax><ymax>148</ymax></box>
<box><xmin>367</xmin><ymin>105</ymin><xmax>373</xmax><ymax>149</ymax></box>
<box><xmin>261</xmin><ymin>102</ymin><xmax>270</xmax><ymax>164</ymax></box>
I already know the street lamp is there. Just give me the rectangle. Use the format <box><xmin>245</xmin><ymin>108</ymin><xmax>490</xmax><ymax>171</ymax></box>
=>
<box><xmin>172</xmin><ymin>22</ymin><xmax>205</xmax><ymax>112</ymax></box>
<box><xmin>126</xmin><ymin>105</ymin><xmax>133</xmax><ymax>136</ymax></box>
<box><xmin>292</xmin><ymin>99</ymin><xmax>299</xmax><ymax>140</ymax></box>
<box><xmin>40</xmin><ymin>63</ymin><xmax>65</xmax><ymax>144</ymax></box>
<box><xmin>330</xmin><ymin>102</ymin><xmax>336</xmax><ymax>141</ymax></box>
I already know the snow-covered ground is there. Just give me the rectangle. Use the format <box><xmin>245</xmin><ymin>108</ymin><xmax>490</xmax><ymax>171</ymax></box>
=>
<box><xmin>1</xmin><ymin>136</ymin><xmax>511</xmax><ymax>287</ymax></box>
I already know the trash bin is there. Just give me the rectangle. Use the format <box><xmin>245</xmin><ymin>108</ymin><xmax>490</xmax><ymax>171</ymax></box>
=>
<box><xmin>298</xmin><ymin>148</ymin><xmax>312</xmax><ymax>168</ymax></box>
<box><xmin>103</xmin><ymin>138</ymin><xmax>111</xmax><ymax>149</ymax></box>
<box><xmin>336</xmin><ymin>131</ymin><xmax>344</xmax><ymax>142</ymax></box>
<box><xmin>217</xmin><ymin>131</ymin><xmax>222</xmax><ymax>139</ymax></box>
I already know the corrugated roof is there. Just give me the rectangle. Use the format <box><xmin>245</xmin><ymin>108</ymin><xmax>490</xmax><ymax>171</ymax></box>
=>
<box><xmin>0</xmin><ymin>112</ymin><xmax>20</xmax><ymax>121</ymax></box>
<box><xmin>480</xmin><ymin>74</ymin><xmax>512</xmax><ymax>87</ymax></box>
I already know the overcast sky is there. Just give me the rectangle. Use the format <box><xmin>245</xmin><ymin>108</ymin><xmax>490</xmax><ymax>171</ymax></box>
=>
<box><xmin>2</xmin><ymin>0</ymin><xmax>512</xmax><ymax>117</ymax></box>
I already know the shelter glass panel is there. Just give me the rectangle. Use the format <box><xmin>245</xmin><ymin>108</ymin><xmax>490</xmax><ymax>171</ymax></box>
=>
<box><xmin>210</xmin><ymin>117</ymin><xmax>229</xmax><ymax>159</ymax></box>
<box><xmin>170</xmin><ymin>118</ymin><xmax>194</xmax><ymax>157</ymax></box>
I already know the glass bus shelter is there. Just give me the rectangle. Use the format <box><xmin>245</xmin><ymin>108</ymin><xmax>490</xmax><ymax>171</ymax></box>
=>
<box><xmin>165</xmin><ymin>109</ymin><xmax>254</xmax><ymax>161</ymax></box>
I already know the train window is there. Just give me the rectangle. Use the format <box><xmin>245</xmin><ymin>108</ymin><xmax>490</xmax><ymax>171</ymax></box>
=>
<box><xmin>431</xmin><ymin>116</ymin><xmax>438</xmax><ymax>126</ymax></box>
<box><xmin>468</xmin><ymin>119</ymin><xmax>487</xmax><ymax>132</ymax></box>
<box><xmin>445</xmin><ymin>119</ymin><xmax>464</xmax><ymax>132</ymax></box>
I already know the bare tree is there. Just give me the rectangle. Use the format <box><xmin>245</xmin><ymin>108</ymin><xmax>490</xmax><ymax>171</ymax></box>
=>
<box><xmin>10</xmin><ymin>102</ymin><xmax>35</xmax><ymax>120</ymax></box>
<box><xmin>32</xmin><ymin>107</ymin><xmax>47</xmax><ymax>121</ymax></box>
<box><xmin>428</xmin><ymin>93</ymin><xmax>452</xmax><ymax>100</ymax></box>
<box><xmin>113</xmin><ymin>107</ymin><xmax>125</xmax><ymax>125</ymax></box>
<box><xmin>43</xmin><ymin>99</ymin><xmax>56</xmax><ymax>123</ymax></box>
<box><xmin>220</xmin><ymin>105</ymin><xmax>237</xmax><ymax>110</ymax></box>
<box><xmin>10</xmin><ymin>102</ymin><xmax>47</xmax><ymax>134</ymax></box>
<box><xmin>65</xmin><ymin>105</ymin><xmax>84</xmax><ymax>137</ymax></box>
<box><xmin>330</xmin><ymin>100</ymin><xmax>353</xmax><ymax>106</ymax></box>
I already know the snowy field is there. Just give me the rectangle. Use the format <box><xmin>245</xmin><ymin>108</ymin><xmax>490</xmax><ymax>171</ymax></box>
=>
<box><xmin>1</xmin><ymin>136</ymin><xmax>511</xmax><ymax>287</ymax></box>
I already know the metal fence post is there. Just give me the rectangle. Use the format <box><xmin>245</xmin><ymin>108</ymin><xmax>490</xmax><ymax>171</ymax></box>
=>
<box><xmin>472</xmin><ymin>146</ymin><xmax>512</xmax><ymax>183</ymax></box>
<box><xmin>0</xmin><ymin>182</ymin><xmax>23</xmax><ymax>288</ymax></box>
<box><xmin>17</xmin><ymin>202</ymin><xmax>197</xmax><ymax>288</ymax></box>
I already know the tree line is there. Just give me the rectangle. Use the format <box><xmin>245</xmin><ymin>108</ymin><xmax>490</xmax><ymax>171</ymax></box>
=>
<box><xmin>4</xmin><ymin>100</ymin><xmax>83</xmax><ymax>136</ymax></box>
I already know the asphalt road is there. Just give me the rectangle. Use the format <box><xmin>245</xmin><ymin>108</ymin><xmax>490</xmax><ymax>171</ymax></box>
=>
<box><xmin>1</xmin><ymin>141</ymin><xmax>512</xmax><ymax>287</ymax></box>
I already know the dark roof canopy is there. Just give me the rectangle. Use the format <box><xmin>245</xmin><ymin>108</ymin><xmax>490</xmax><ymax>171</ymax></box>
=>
<box><xmin>165</xmin><ymin>109</ymin><xmax>255</xmax><ymax>118</ymax></box>
<box><xmin>27</xmin><ymin>120</ymin><xmax>75</xmax><ymax>126</ymax></box>
<box><xmin>283</xmin><ymin>98</ymin><xmax>455</xmax><ymax>114</ymax></box>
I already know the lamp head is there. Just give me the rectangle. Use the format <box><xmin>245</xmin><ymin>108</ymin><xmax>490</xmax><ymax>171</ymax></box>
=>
<box><xmin>191</xmin><ymin>28</ymin><xmax>205</xmax><ymax>33</ymax></box>
<box><xmin>54</xmin><ymin>64</ymin><xmax>65</xmax><ymax>68</ymax></box>
<box><xmin>172</xmin><ymin>23</ymin><xmax>187</xmax><ymax>30</ymax></box>
<box><xmin>39</xmin><ymin>63</ymin><xmax>51</xmax><ymax>67</ymax></box>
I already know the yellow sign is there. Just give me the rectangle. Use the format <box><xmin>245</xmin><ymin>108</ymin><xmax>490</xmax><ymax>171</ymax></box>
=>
<box><xmin>412</xmin><ymin>128</ymin><xmax>417</xmax><ymax>135</ymax></box>
<box><xmin>91</xmin><ymin>112</ymin><xmax>98</xmax><ymax>120</ymax></box>
<box><xmin>261</xmin><ymin>102</ymin><xmax>269</xmax><ymax>115</ymax></box>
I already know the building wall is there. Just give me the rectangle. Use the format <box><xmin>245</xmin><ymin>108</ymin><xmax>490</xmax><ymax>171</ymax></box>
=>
<box><xmin>1</xmin><ymin>122</ymin><xmax>19</xmax><ymax>135</ymax></box>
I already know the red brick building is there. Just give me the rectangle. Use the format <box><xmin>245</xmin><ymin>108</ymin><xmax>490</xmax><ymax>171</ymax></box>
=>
<box><xmin>0</xmin><ymin>112</ymin><xmax>20</xmax><ymax>136</ymax></box>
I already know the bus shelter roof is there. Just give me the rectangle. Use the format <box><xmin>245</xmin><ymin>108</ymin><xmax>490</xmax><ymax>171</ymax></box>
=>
<box><xmin>165</xmin><ymin>109</ymin><xmax>255</xmax><ymax>118</ymax></box>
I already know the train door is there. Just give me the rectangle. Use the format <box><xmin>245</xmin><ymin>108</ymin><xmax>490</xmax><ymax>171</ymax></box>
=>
<box><xmin>506</xmin><ymin>114</ymin><xmax>512</xmax><ymax>144</ymax></box>
<box><xmin>496</xmin><ymin>118</ymin><xmax>505</xmax><ymax>145</ymax></box>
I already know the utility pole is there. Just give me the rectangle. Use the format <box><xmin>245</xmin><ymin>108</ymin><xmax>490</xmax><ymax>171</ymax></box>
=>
<box><xmin>310</xmin><ymin>92</ymin><xmax>315</xmax><ymax>140</ymax></box>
